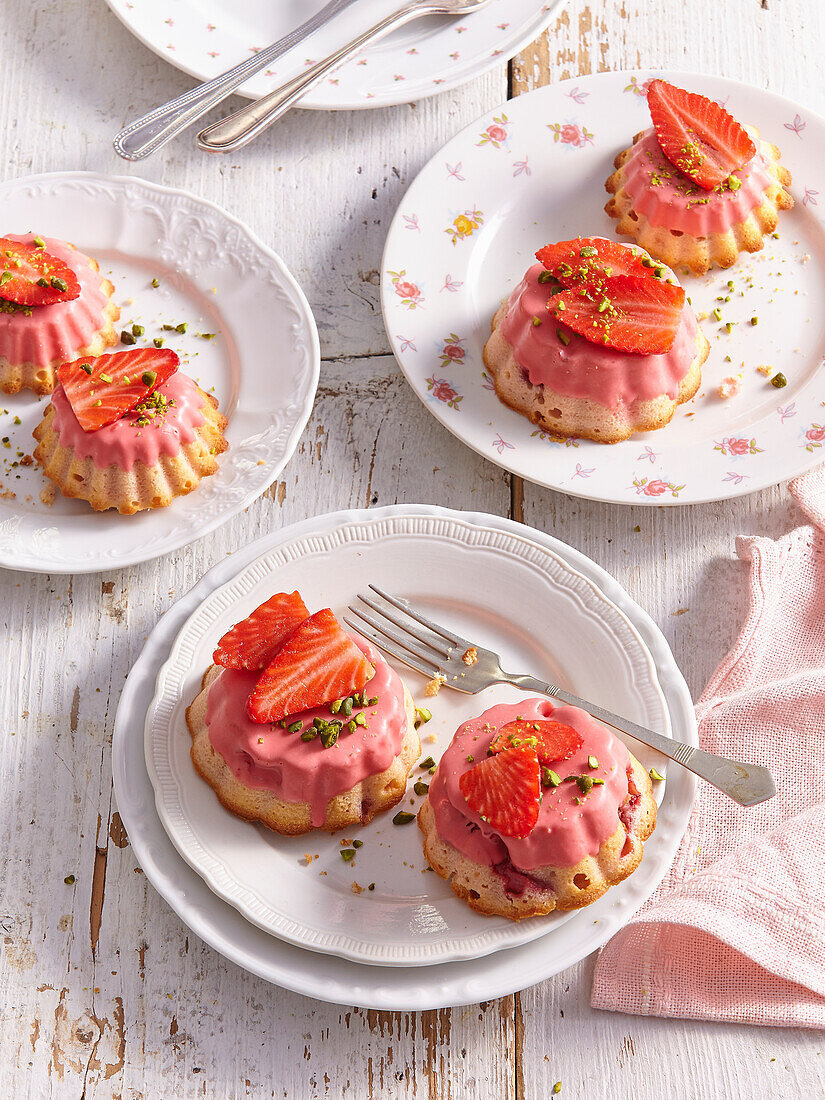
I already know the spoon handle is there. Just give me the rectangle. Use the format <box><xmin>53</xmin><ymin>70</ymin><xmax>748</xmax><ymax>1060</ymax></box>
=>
<box><xmin>197</xmin><ymin>3</ymin><xmax>428</xmax><ymax>153</ymax></box>
<box><xmin>113</xmin><ymin>0</ymin><xmax>356</xmax><ymax>161</ymax></box>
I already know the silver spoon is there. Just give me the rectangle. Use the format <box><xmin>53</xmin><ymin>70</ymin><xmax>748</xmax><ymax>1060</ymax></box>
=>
<box><xmin>113</xmin><ymin>0</ymin><xmax>358</xmax><ymax>161</ymax></box>
<box><xmin>197</xmin><ymin>0</ymin><xmax>494</xmax><ymax>154</ymax></box>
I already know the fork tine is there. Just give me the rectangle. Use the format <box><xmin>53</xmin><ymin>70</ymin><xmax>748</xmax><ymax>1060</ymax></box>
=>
<box><xmin>356</xmin><ymin>593</ymin><xmax>453</xmax><ymax>659</ymax></box>
<box><xmin>367</xmin><ymin>584</ymin><xmax>468</xmax><ymax>648</ymax></box>
<box><xmin>346</xmin><ymin>606</ymin><xmax>447</xmax><ymax>670</ymax></box>
<box><xmin>342</xmin><ymin>614</ymin><xmax>442</xmax><ymax>680</ymax></box>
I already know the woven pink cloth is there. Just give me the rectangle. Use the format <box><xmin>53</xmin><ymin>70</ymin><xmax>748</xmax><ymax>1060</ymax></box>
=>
<box><xmin>592</xmin><ymin>466</ymin><xmax>825</xmax><ymax>1028</ymax></box>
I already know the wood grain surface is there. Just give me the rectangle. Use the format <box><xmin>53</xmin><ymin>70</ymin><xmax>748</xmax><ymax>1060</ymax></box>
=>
<box><xmin>1</xmin><ymin>0</ymin><xmax>824</xmax><ymax>1097</ymax></box>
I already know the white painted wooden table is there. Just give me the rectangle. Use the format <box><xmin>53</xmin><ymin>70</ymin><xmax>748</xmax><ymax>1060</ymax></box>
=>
<box><xmin>2</xmin><ymin>1</ymin><xmax>824</xmax><ymax>1096</ymax></box>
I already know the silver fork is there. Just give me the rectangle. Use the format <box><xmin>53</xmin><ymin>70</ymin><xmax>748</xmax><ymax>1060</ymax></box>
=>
<box><xmin>345</xmin><ymin>586</ymin><xmax>777</xmax><ymax>808</ymax></box>
<box><xmin>197</xmin><ymin>0</ymin><xmax>494</xmax><ymax>154</ymax></box>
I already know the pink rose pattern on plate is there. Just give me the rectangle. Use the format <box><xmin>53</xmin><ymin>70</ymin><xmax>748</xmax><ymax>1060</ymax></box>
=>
<box><xmin>714</xmin><ymin>437</ymin><xmax>764</xmax><ymax>457</ymax></box>
<box><xmin>383</xmin><ymin>73</ymin><xmax>824</xmax><ymax>502</ymax></box>
<box><xmin>548</xmin><ymin>121</ymin><xmax>594</xmax><ymax>147</ymax></box>
<box><xmin>439</xmin><ymin>334</ymin><xmax>466</xmax><ymax>368</ymax></box>
<box><xmin>426</xmin><ymin>377</ymin><xmax>462</xmax><ymax>410</ymax></box>
<box><xmin>477</xmin><ymin>115</ymin><xmax>509</xmax><ymax>149</ymax></box>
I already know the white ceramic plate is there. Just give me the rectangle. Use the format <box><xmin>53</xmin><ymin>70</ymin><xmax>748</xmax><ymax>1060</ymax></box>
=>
<box><xmin>117</xmin><ymin>507</ymin><xmax>695</xmax><ymax>1002</ymax></box>
<box><xmin>144</xmin><ymin>510</ymin><xmax>684</xmax><ymax>966</ymax></box>
<box><xmin>0</xmin><ymin>173</ymin><xmax>319</xmax><ymax>573</ymax></box>
<box><xmin>382</xmin><ymin>70</ymin><xmax>825</xmax><ymax>505</ymax></box>
<box><xmin>104</xmin><ymin>0</ymin><xmax>564</xmax><ymax>110</ymax></box>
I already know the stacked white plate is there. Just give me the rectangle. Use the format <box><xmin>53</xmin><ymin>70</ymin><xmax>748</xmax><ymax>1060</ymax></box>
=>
<box><xmin>114</xmin><ymin>504</ymin><xmax>696</xmax><ymax>1010</ymax></box>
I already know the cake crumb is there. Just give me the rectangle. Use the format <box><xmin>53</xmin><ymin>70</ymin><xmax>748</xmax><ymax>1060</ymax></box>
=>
<box><xmin>718</xmin><ymin>376</ymin><xmax>741</xmax><ymax>399</ymax></box>
<box><xmin>302</xmin><ymin>853</ymin><xmax>318</xmax><ymax>865</ymax></box>
<box><xmin>351</xmin><ymin>881</ymin><xmax>364</xmax><ymax>895</ymax></box>
<box><xmin>424</xmin><ymin>674</ymin><xmax>446</xmax><ymax>697</ymax></box>
<box><xmin>40</xmin><ymin>484</ymin><xmax>56</xmax><ymax>506</ymax></box>
<box><xmin>756</xmin><ymin>364</ymin><xmax>773</xmax><ymax>377</ymax></box>
<box><xmin>462</xmin><ymin>647</ymin><xmax>478</xmax><ymax>666</ymax></box>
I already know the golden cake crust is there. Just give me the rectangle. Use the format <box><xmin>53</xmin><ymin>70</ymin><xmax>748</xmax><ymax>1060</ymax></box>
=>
<box><xmin>482</xmin><ymin>303</ymin><xmax>708</xmax><ymax>444</ymax></box>
<box><xmin>186</xmin><ymin>666</ymin><xmax>421</xmax><ymax>836</ymax></box>
<box><xmin>32</xmin><ymin>387</ymin><xmax>229</xmax><ymax>514</ymax></box>
<box><xmin>0</xmin><ymin>256</ymin><xmax>121</xmax><ymax>396</ymax></box>
<box><xmin>419</xmin><ymin>753</ymin><xmax>656</xmax><ymax>920</ymax></box>
<box><xmin>605</xmin><ymin>129</ymin><xmax>794</xmax><ymax>275</ymax></box>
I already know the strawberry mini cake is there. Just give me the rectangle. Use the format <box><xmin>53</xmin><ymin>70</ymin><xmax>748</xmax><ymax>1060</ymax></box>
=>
<box><xmin>483</xmin><ymin>236</ymin><xmax>708</xmax><ymax>443</ymax></box>
<box><xmin>419</xmin><ymin>698</ymin><xmax>656</xmax><ymax>919</ymax></box>
<box><xmin>606</xmin><ymin>80</ymin><xmax>793</xmax><ymax>274</ymax></box>
<box><xmin>32</xmin><ymin>347</ymin><xmax>228</xmax><ymax>513</ymax></box>
<box><xmin>187</xmin><ymin>592</ymin><xmax>420</xmax><ymax>835</ymax></box>
<box><xmin>0</xmin><ymin>234</ymin><xmax>119</xmax><ymax>394</ymax></box>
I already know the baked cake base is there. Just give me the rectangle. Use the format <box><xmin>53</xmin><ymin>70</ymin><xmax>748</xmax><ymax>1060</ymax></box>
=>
<box><xmin>187</xmin><ymin>666</ymin><xmax>421</xmax><ymax>836</ymax></box>
<box><xmin>483</xmin><ymin>304</ymin><xmax>709</xmax><ymax>444</ymax></box>
<box><xmin>32</xmin><ymin>388</ymin><xmax>228</xmax><ymax>514</ymax></box>
<box><xmin>419</xmin><ymin>754</ymin><xmax>656</xmax><ymax>920</ymax></box>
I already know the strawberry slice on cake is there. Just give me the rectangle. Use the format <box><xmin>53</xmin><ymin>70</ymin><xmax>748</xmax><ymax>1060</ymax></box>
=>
<box><xmin>247</xmin><ymin>608</ymin><xmax>376</xmax><ymax>724</ymax></box>
<box><xmin>647</xmin><ymin>80</ymin><xmax>756</xmax><ymax>191</ymax></box>
<box><xmin>213</xmin><ymin>591</ymin><xmax>310</xmax><ymax>671</ymax></box>
<box><xmin>0</xmin><ymin>236</ymin><xmax>81</xmax><ymax>306</ymax></box>
<box><xmin>57</xmin><ymin>348</ymin><xmax>179</xmax><ymax>432</ymax></box>
<box><xmin>489</xmin><ymin>718</ymin><xmax>583</xmax><ymax>766</ymax></box>
<box><xmin>459</xmin><ymin>745</ymin><xmax>542</xmax><ymax>839</ymax></box>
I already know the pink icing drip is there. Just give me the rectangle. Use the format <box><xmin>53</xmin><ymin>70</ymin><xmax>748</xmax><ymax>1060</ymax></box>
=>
<box><xmin>621</xmin><ymin>128</ymin><xmax>772</xmax><ymax>236</ymax></box>
<box><xmin>205</xmin><ymin>636</ymin><xmax>408</xmax><ymax>828</ymax></box>
<box><xmin>499</xmin><ymin>262</ymin><xmax>699</xmax><ymax>409</ymax></box>
<box><xmin>428</xmin><ymin>698</ymin><xmax>632</xmax><ymax>871</ymax></box>
<box><xmin>50</xmin><ymin>371</ymin><xmax>206</xmax><ymax>472</ymax></box>
<box><xmin>0</xmin><ymin>234</ymin><xmax>111</xmax><ymax>366</ymax></box>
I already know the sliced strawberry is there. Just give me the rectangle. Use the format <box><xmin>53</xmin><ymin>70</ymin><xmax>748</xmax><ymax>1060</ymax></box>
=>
<box><xmin>213</xmin><ymin>591</ymin><xmax>310</xmax><ymax>670</ymax></box>
<box><xmin>489</xmin><ymin>719</ymin><xmax>583</xmax><ymax>766</ymax></box>
<box><xmin>459</xmin><ymin>745</ymin><xmax>541</xmax><ymax>839</ymax></box>
<box><xmin>0</xmin><ymin>237</ymin><xmax>81</xmax><ymax>305</ymax></box>
<box><xmin>647</xmin><ymin>80</ymin><xmax>756</xmax><ymax>191</ymax></box>
<box><xmin>536</xmin><ymin>237</ymin><xmax>651</xmax><ymax>290</ymax></box>
<box><xmin>247</xmin><ymin>609</ymin><xmax>375</xmax><ymax>724</ymax></box>
<box><xmin>550</xmin><ymin>274</ymin><xmax>685</xmax><ymax>355</ymax></box>
<box><xmin>56</xmin><ymin>348</ymin><xmax>179</xmax><ymax>432</ymax></box>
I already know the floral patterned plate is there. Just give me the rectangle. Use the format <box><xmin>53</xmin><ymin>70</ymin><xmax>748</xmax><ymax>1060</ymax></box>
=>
<box><xmin>104</xmin><ymin>0</ymin><xmax>565</xmax><ymax>110</ymax></box>
<box><xmin>381</xmin><ymin>70</ymin><xmax>825</xmax><ymax>505</ymax></box>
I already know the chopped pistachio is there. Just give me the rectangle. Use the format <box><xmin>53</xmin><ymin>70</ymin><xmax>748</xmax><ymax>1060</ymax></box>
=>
<box><xmin>132</xmin><ymin>323</ymin><xmax>145</xmax><ymax>337</ymax></box>
<box><xmin>575</xmin><ymin>775</ymin><xmax>594</xmax><ymax>795</ymax></box>
<box><xmin>340</xmin><ymin>849</ymin><xmax>356</xmax><ymax>862</ymax></box>
<box><xmin>542</xmin><ymin>768</ymin><xmax>561</xmax><ymax>788</ymax></box>
<box><xmin>419</xmin><ymin>756</ymin><xmax>436</xmax><ymax>770</ymax></box>
<box><xmin>153</xmin><ymin>337</ymin><xmax>165</xmax><ymax>348</ymax></box>
<box><xmin>770</xmin><ymin>372</ymin><xmax>788</xmax><ymax>389</ymax></box>
<box><xmin>414</xmin><ymin>781</ymin><xmax>429</xmax><ymax>796</ymax></box>
<box><xmin>587</xmin><ymin>755</ymin><xmax>599</xmax><ymax>770</ymax></box>
<box><xmin>353</xmin><ymin>839</ymin><xmax>363</xmax><ymax>848</ymax></box>
<box><xmin>121</xmin><ymin>330</ymin><xmax>136</xmax><ymax>345</ymax></box>
<box><xmin>287</xmin><ymin>720</ymin><xmax>302</xmax><ymax>734</ymax></box>
<box><xmin>392</xmin><ymin>811</ymin><xmax>416</xmax><ymax>826</ymax></box>
<box><xmin>650</xmin><ymin>767</ymin><xmax>665</xmax><ymax>782</ymax></box>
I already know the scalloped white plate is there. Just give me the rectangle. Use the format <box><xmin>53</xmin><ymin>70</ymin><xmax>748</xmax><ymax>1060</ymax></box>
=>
<box><xmin>104</xmin><ymin>0</ymin><xmax>565</xmax><ymax>111</ymax></box>
<box><xmin>139</xmin><ymin>507</ymin><xmax>695</xmax><ymax>969</ymax></box>
<box><xmin>0</xmin><ymin>172</ymin><xmax>319</xmax><ymax>573</ymax></box>
<box><xmin>382</xmin><ymin>71</ymin><xmax>825</xmax><ymax>505</ymax></box>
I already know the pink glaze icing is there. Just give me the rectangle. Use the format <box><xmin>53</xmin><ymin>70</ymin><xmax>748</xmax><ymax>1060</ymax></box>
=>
<box><xmin>50</xmin><ymin>370</ymin><xmax>206</xmax><ymax>472</ymax></box>
<box><xmin>428</xmin><ymin>698</ymin><xmax>632</xmax><ymax>872</ymax></box>
<box><xmin>620</xmin><ymin>128</ymin><xmax>773</xmax><ymax>236</ymax></box>
<box><xmin>499</xmin><ymin>262</ymin><xmax>699</xmax><ymax>409</ymax></box>
<box><xmin>0</xmin><ymin>234</ymin><xmax>112</xmax><ymax>366</ymax></box>
<box><xmin>205</xmin><ymin>636</ymin><xmax>408</xmax><ymax>828</ymax></box>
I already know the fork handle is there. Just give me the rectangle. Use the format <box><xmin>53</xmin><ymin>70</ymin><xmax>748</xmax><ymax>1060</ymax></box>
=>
<box><xmin>512</xmin><ymin>676</ymin><xmax>776</xmax><ymax>808</ymax></box>
<box><xmin>112</xmin><ymin>0</ymin><xmax>355</xmax><ymax>161</ymax></box>
<box><xmin>196</xmin><ymin>2</ymin><xmax>427</xmax><ymax>153</ymax></box>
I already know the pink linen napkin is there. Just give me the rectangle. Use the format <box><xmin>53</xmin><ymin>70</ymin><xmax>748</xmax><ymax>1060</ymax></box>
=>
<box><xmin>591</xmin><ymin>466</ymin><xmax>825</xmax><ymax>1028</ymax></box>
